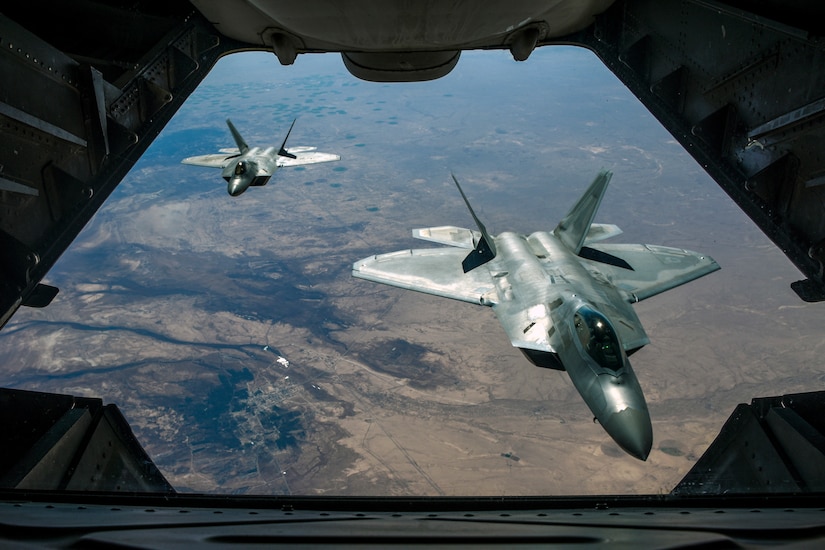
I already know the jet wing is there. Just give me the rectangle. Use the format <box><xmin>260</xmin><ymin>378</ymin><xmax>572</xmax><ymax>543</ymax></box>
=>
<box><xmin>276</xmin><ymin>151</ymin><xmax>340</xmax><ymax>167</ymax></box>
<box><xmin>581</xmin><ymin>243</ymin><xmax>720</xmax><ymax>302</ymax></box>
<box><xmin>352</xmin><ymin>248</ymin><xmax>496</xmax><ymax>305</ymax></box>
<box><xmin>180</xmin><ymin>153</ymin><xmax>235</xmax><ymax>168</ymax></box>
<box><xmin>412</xmin><ymin>226</ymin><xmax>479</xmax><ymax>249</ymax></box>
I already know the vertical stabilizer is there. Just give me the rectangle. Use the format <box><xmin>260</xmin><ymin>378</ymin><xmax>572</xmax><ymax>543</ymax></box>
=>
<box><xmin>554</xmin><ymin>170</ymin><xmax>612</xmax><ymax>254</ymax></box>
<box><xmin>277</xmin><ymin>118</ymin><xmax>298</xmax><ymax>159</ymax></box>
<box><xmin>226</xmin><ymin>119</ymin><xmax>249</xmax><ymax>154</ymax></box>
<box><xmin>452</xmin><ymin>174</ymin><xmax>497</xmax><ymax>272</ymax></box>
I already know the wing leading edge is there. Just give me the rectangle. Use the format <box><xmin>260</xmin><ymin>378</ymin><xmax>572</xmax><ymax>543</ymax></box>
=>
<box><xmin>276</xmin><ymin>150</ymin><xmax>341</xmax><ymax>167</ymax></box>
<box><xmin>352</xmin><ymin>247</ymin><xmax>496</xmax><ymax>305</ymax></box>
<box><xmin>180</xmin><ymin>153</ymin><xmax>234</xmax><ymax>168</ymax></box>
<box><xmin>581</xmin><ymin>243</ymin><xmax>720</xmax><ymax>302</ymax></box>
<box><xmin>181</xmin><ymin>149</ymin><xmax>340</xmax><ymax>169</ymax></box>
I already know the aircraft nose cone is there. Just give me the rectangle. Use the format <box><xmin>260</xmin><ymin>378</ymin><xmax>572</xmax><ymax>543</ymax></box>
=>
<box><xmin>228</xmin><ymin>179</ymin><xmax>245</xmax><ymax>196</ymax></box>
<box><xmin>602</xmin><ymin>407</ymin><xmax>653</xmax><ymax>461</ymax></box>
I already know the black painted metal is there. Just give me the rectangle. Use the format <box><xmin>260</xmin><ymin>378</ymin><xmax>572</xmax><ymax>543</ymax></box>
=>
<box><xmin>556</xmin><ymin>0</ymin><xmax>825</xmax><ymax>300</ymax></box>
<box><xmin>673</xmin><ymin>391</ymin><xmax>825</xmax><ymax>494</ymax></box>
<box><xmin>0</xmin><ymin>6</ymin><xmax>235</xmax><ymax>328</ymax></box>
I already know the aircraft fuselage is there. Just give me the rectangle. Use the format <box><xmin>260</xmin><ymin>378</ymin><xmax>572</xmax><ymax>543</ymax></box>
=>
<box><xmin>221</xmin><ymin>147</ymin><xmax>279</xmax><ymax>196</ymax></box>
<box><xmin>353</xmin><ymin>170</ymin><xmax>718</xmax><ymax>460</ymax></box>
<box><xmin>183</xmin><ymin>118</ymin><xmax>339</xmax><ymax>196</ymax></box>
<box><xmin>485</xmin><ymin>230</ymin><xmax>652</xmax><ymax>460</ymax></box>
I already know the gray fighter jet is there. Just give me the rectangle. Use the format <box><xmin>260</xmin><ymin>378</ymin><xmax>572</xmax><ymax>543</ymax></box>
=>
<box><xmin>181</xmin><ymin>119</ymin><xmax>340</xmax><ymax>196</ymax></box>
<box><xmin>353</xmin><ymin>171</ymin><xmax>719</xmax><ymax>460</ymax></box>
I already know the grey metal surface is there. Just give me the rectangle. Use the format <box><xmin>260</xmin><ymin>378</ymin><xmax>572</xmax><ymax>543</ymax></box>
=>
<box><xmin>353</xmin><ymin>172</ymin><xmax>719</xmax><ymax>460</ymax></box>
<box><xmin>181</xmin><ymin>118</ymin><xmax>340</xmax><ymax>196</ymax></box>
<box><xmin>1</xmin><ymin>493</ymin><xmax>824</xmax><ymax>548</ymax></box>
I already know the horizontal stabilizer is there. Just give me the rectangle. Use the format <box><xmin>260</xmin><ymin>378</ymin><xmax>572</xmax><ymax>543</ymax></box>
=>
<box><xmin>353</xmin><ymin>248</ymin><xmax>496</xmax><ymax>305</ymax></box>
<box><xmin>584</xmin><ymin>223</ymin><xmax>623</xmax><ymax>245</ymax></box>
<box><xmin>554</xmin><ymin>170</ymin><xmax>612</xmax><ymax>254</ymax></box>
<box><xmin>413</xmin><ymin>226</ymin><xmax>478</xmax><ymax>249</ymax></box>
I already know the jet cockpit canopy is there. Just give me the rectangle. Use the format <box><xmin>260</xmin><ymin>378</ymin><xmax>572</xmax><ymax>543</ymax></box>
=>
<box><xmin>574</xmin><ymin>306</ymin><xmax>623</xmax><ymax>371</ymax></box>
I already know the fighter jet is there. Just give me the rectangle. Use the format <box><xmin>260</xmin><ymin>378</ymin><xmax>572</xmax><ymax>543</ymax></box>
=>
<box><xmin>181</xmin><ymin>119</ymin><xmax>340</xmax><ymax>196</ymax></box>
<box><xmin>352</xmin><ymin>171</ymin><xmax>720</xmax><ymax>460</ymax></box>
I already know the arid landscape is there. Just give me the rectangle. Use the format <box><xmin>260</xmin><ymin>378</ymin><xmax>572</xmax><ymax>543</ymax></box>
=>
<box><xmin>1</xmin><ymin>49</ymin><xmax>822</xmax><ymax>496</ymax></box>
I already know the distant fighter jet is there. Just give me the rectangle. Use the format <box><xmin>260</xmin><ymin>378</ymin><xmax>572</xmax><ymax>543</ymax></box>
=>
<box><xmin>181</xmin><ymin>119</ymin><xmax>340</xmax><ymax>196</ymax></box>
<box><xmin>353</xmin><ymin>171</ymin><xmax>720</xmax><ymax>460</ymax></box>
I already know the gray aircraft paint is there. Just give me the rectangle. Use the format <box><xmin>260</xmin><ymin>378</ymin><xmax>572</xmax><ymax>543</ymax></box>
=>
<box><xmin>181</xmin><ymin>119</ymin><xmax>340</xmax><ymax>196</ymax></box>
<box><xmin>353</xmin><ymin>171</ymin><xmax>719</xmax><ymax>460</ymax></box>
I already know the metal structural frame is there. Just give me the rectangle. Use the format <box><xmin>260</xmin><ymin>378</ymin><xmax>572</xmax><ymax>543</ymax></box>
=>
<box><xmin>574</xmin><ymin>0</ymin><xmax>825</xmax><ymax>301</ymax></box>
